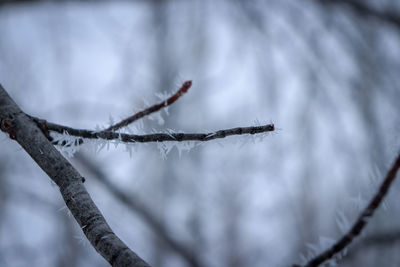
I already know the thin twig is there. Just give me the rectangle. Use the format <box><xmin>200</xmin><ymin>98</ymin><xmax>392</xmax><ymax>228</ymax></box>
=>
<box><xmin>54</xmin><ymin>124</ymin><xmax>274</xmax><ymax>143</ymax></box>
<box><xmin>36</xmin><ymin>118</ymin><xmax>274</xmax><ymax>144</ymax></box>
<box><xmin>293</xmin><ymin>153</ymin><xmax>400</xmax><ymax>267</ymax></box>
<box><xmin>104</xmin><ymin>81</ymin><xmax>192</xmax><ymax>132</ymax></box>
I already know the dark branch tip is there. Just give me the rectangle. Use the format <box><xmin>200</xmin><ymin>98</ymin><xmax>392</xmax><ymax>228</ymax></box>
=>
<box><xmin>182</xmin><ymin>80</ymin><xmax>192</xmax><ymax>92</ymax></box>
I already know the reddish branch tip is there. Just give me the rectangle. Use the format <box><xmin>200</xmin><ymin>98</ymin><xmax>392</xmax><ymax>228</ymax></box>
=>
<box><xmin>181</xmin><ymin>80</ymin><xmax>192</xmax><ymax>92</ymax></box>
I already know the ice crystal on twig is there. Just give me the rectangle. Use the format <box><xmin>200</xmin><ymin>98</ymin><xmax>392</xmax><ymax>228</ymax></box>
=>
<box><xmin>336</xmin><ymin>210</ymin><xmax>351</xmax><ymax>234</ymax></box>
<box><xmin>51</xmin><ymin>131</ymin><xmax>82</xmax><ymax>157</ymax></box>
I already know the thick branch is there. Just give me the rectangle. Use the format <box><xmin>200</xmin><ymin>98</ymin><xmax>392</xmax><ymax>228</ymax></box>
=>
<box><xmin>294</xmin><ymin>153</ymin><xmax>400</xmax><ymax>267</ymax></box>
<box><xmin>104</xmin><ymin>81</ymin><xmax>192</xmax><ymax>132</ymax></box>
<box><xmin>0</xmin><ymin>84</ymin><xmax>150</xmax><ymax>267</ymax></box>
<box><xmin>76</xmin><ymin>153</ymin><xmax>203</xmax><ymax>267</ymax></box>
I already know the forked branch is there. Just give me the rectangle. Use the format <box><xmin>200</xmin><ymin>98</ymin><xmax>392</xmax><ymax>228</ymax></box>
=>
<box><xmin>0</xmin><ymin>84</ymin><xmax>150</xmax><ymax>267</ymax></box>
<box><xmin>28</xmin><ymin>79</ymin><xmax>273</xmax><ymax>147</ymax></box>
<box><xmin>104</xmin><ymin>80</ymin><xmax>192</xmax><ymax>132</ymax></box>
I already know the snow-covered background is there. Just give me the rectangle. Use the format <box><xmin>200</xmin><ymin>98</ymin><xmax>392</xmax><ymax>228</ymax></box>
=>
<box><xmin>0</xmin><ymin>1</ymin><xmax>400</xmax><ymax>266</ymax></box>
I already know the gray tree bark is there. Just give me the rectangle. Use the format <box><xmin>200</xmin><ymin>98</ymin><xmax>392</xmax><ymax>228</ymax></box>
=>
<box><xmin>0</xmin><ymin>84</ymin><xmax>150</xmax><ymax>267</ymax></box>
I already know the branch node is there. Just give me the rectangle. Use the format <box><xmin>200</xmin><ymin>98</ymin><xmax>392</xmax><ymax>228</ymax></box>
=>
<box><xmin>0</xmin><ymin>118</ymin><xmax>16</xmax><ymax>139</ymax></box>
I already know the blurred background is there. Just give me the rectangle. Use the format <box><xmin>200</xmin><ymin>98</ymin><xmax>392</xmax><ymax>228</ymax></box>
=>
<box><xmin>0</xmin><ymin>0</ymin><xmax>400</xmax><ymax>266</ymax></box>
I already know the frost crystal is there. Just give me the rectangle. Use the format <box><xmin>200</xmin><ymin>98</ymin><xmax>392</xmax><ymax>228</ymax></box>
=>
<box><xmin>348</xmin><ymin>193</ymin><xmax>366</xmax><ymax>211</ymax></box>
<box><xmin>206</xmin><ymin>132</ymin><xmax>217</xmax><ymax>139</ymax></box>
<box><xmin>125</xmin><ymin>143</ymin><xmax>135</xmax><ymax>158</ymax></box>
<box><xmin>299</xmin><ymin>253</ymin><xmax>308</xmax><ymax>265</ymax></box>
<box><xmin>148</xmin><ymin>112</ymin><xmax>165</xmax><ymax>125</ymax></box>
<box><xmin>57</xmin><ymin>206</ymin><xmax>67</xmax><ymax>212</ymax></box>
<box><xmin>381</xmin><ymin>198</ymin><xmax>389</xmax><ymax>211</ymax></box>
<box><xmin>155</xmin><ymin>132</ymin><xmax>200</xmax><ymax>159</ymax></box>
<box><xmin>253</xmin><ymin>118</ymin><xmax>261</xmax><ymax>126</ymax></box>
<box><xmin>155</xmin><ymin>91</ymin><xmax>171</xmax><ymax>102</ymax></box>
<box><xmin>176</xmin><ymin>141</ymin><xmax>197</xmax><ymax>158</ymax></box>
<box><xmin>156</xmin><ymin>141</ymin><xmax>175</xmax><ymax>160</ymax></box>
<box><xmin>335</xmin><ymin>210</ymin><xmax>351</xmax><ymax>234</ymax></box>
<box><xmin>166</xmin><ymin>128</ymin><xmax>176</xmax><ymax>140</ymax></box>
<box><xmin>164</xmin><ymin>106</ymin><xmax>170</xmax><ymax>116</ymax></box>
<box><xmin>125</xmin><ymin>125</ymin><xmax>133</xmax><ymax>134</ymax></box>
<box><xmin>51</xmin><ymin>131</ymin><xmax>82</xmax><ymax>158</ymax></box>
<box><xmin>108</xmin><ymin>114</ymin><xmax>114</xmax><ymax>126</ymax></box>
<box><xmin>58</xmin><ymin>205</ymin><xmax>72</xmax><ymax>217</ymax></box>
<box><xmin>318</xmin><ymin>236</ymin><xmax>335</xmax><ymax>249</ymax></box>
<box><xmin>300</xmin><ymin>236</ymin><xmax>339</xmax><ymax>267</ymax></box>
<box><xmin>96</xmin><ymin>140</ymin><xmax>107</xmax><ymax>154</ymax></box>
<box><xmin>368</xmin><ymin>164</ymin><xmax>383</xmax><ymax>188</ymax></box>
<box><xmin>74</xmin><ymin>235</ymin><xmax>87</xmax><ymax>247</ymax></box>
<box><xmin>305</xmin><ymin>242</ymin><xmax>319</xmax><ymax>256</ymax></box>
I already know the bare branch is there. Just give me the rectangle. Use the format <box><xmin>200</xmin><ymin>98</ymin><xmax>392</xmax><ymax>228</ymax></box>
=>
<box><xmin>29</xmin><ymin>116</ymin><xmax>274</xmax><ymax>145</ymax></box>
<box><xmin>293</xmin><ymin>153</ymin><xmax>400</xmax><ymax>267</ymax></box>
<box><xmin>315</xmin><ymin>0</ymin><xmax>400</xmax><ymax>31</ymax></box>
<box><xmin>76</xmin><ymin>153</ymin><xmax>203</xmax><ymax>267</ymax></box>
<box><xmin>104</xmin><ymin>81</ymin><xmax>192</xmax><ymax>132</ymax></box>
<box><xmin>26</xmin><ymin>79</ymin><xmax>273</xmax><ymax>147</ymax></box>
<box><xmin>0</xmin><ymin>84</ymin><xmax>150</xmax><ymax>267</ymax></box>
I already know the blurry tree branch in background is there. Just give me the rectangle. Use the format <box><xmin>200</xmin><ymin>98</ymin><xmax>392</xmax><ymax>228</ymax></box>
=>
<box><xmin>356</xmin><ymin>230</ymin><xmax>400</xmax><ymax>248</ymax></box>
<box><xmin>316</xmin><ymin>0</ymin><xmax>400</xmax><ymax>30</ymax></box>
<box><xmin>343</xmin><ymin>230</ymin><xmax>400</xmax><ymax>261</ymax></box>
<box><xmin>2</xmin><ymin>0</ymin><xmax>399</xmax><ymax>31</ymax></box>
<box><xmin>294</xmin><ymin>153</ymin><xmax>400</xmax><ymax>267</ymax></box>
<box><xmin>75</xmin><ymin>153</ymin><xmax>203</xmax><ymax>267</ymax></box>
<box><xmin>0</xmin><ymin>0</ymin><xmax>106</xmax><ymax>5</ymax></box>
<box><xmin>0</xmin><ymin>84</ymin><xmax>150</xmax><ymax>267</ymax></box>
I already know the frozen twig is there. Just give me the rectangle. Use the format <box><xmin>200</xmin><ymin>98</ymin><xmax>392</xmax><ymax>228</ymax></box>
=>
<box><xmin>27</xmin><ymin>80</ymin><xmax>274</xmax><ymax>147</ymax></box>
<box><xmin>293</xmin><ymin>153</ymin><xmax>400</xmax><ymax>267</ymax></box>
<box><xmin>104</xmin><ymin>80</ymin><xmax>192</xmax><ymax>132</ymax></box>
<box><xmin>32</xmin><ymin>118</ymin><xmax>274</xmax><ymax>145</ymax></box>
<box><xmin>0</xmin><ymin>84</ymin><xmax>150</xmax><ymax>267</ymax></box>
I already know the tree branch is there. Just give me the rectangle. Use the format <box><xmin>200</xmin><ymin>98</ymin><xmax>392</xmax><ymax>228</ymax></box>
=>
<box><xmin>29</xmin><ymin>115</ymin><xmax>274</xmax><ymax>145</ymax></box>
<box><xmin>316</xmin><ymin>0</ymin><xmax>400</xmax><ymax>31</ymax></box>
<box><xmin>293</xmin><ymin>153</ymin><xmax>400</xmax><ymax>267</ymax></box>
<box><xmin>104</xmin><ymin>81</ymin><xmax>192</xmax><ymax>132</ymax></box>
<box><xmin>0</xmin><ymin>84</ymin><xmax>150</xmax><ymax>267</ymax></box>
